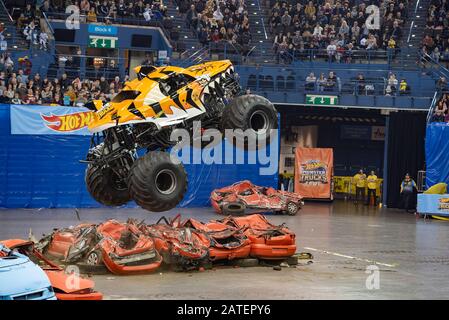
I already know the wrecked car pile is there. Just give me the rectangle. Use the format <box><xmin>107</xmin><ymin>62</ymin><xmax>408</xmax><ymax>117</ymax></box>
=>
<box><xmin>36</xmin><ymin>214</ymin><xmax>298</xmax><ymax>275</ymax></box>
<box><xmin>211</xmin><ymin>181</ymin><xmax>304</xmax><ymax>216</ymax></box>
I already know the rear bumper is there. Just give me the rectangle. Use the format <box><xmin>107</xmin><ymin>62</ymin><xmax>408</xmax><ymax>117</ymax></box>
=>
<box><xmin>209</xmin><ymin>245</ymin><xmax>251</xmax><ymax>261</ymax></box>
<box><xmin>103</xmin><ymin>253</ymin><xmax>163</xmax><ymax>275</ymax></box>
<box><xmin>249</xmin><ymin>244</ymin><xmax>297</xmax><ymax>259</ymax></box>
<box><xmin>56</xmin><ymin>291</ymin><xmax>103</xmax><ymax>300</ymax></box>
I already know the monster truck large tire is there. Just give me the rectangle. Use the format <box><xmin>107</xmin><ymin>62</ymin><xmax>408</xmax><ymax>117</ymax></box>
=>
<box><xmin>85</xmin><ymin>165</ymin><xmax>130</xmax><ymax>206</ymax></box>
<box><xmin>221</xmin><ymin>94</ymin><xmax>278</xmax><ymax>149</ymax></box>
<box><xmin>127</xmin><ymin>151</ymin><xmax>187</xmax><ymax>212</ymax></box>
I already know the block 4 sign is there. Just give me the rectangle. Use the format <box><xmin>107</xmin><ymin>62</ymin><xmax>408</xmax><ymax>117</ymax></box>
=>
<box><xmin>306</xmin><ymin>95</ymin><xmax>339</xmax><ymax>106</ymax></box>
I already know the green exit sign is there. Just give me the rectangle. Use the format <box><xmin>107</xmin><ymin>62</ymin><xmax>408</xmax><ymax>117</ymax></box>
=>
<box><xmin>88</xmin><ymin>36</ymin><xmax>118</xmax><ymax>48</ymax></box>
<box><xmin>306</xmin><ymin>95</ymin><xmax>339</xmax><ymax>106</ymax></box>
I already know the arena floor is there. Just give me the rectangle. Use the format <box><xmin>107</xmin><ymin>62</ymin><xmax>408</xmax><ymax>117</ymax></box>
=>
<box><xmin>1</xmin><ymin>201</ymin><xmax>449</xmax><ymax>300</ymax></box>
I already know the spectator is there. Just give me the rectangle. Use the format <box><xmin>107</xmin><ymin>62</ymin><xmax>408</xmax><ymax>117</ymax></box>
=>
<box><xmin>317</xmin><ymin>72</ymin><xmax>326</xmax><ymax>92</ymax></box>
<box><xmin>356</xmin><ymin>73</ymin><xmax>365</xmax><ymax>95</ymax></box>
<box><xmin>87</xmin><ymin>7</ymin><xmax>98</xmax><ymax>23</ymax></box>
<box><xmin>305</xmin><ymin>72</ymin><xmax>316</xmax><ymax>90</ymax></box>
<box><xmin>387</xmin><ymin>73</ymin><xmax>398</xmax><ymax>94</ymax></box>
<box><xmin>399</xmin><ymin>78</ymin><xmax>409</xmax><ymax>95</ymax></box>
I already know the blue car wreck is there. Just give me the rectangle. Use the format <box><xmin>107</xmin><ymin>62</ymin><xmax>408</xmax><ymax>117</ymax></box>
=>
<box><xmin>0</xmin><ymin>244</ymin><xmax>56</xmax><ymax>300</ymax></box>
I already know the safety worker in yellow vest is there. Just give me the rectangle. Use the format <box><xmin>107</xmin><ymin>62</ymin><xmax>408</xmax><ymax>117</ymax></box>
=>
<box><xmin>353</xmin><ymin>169</ymin><xmax>366</xmax><ymax>204</ymax></box>
<box><xmin>365</xmin><ymin>170</ymin><xmax>378</xmax><ymax>206</ymax></box>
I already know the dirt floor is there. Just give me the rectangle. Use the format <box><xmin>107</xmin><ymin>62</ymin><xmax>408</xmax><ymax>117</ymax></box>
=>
<box><xmin>1</xmin><ymin>200</ymin><xmax>449</xmax><ymax>299</ymax></box>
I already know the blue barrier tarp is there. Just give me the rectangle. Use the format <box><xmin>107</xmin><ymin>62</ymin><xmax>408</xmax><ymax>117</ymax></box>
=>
<box><xmin>0</xmin><ymin>104</ymin><xmax>278</xmax><ymax>208</ymax></box>
<box><xmin>425</xmin><ymin>123</ymin><xmax>449</xmax><ymax>188</ymax></box>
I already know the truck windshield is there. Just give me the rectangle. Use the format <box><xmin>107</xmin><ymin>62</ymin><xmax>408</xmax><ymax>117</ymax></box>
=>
<box><xmin>111</xmin><ymin>90</ymin><xmax>141</xmax><ymax>103</ymax></box>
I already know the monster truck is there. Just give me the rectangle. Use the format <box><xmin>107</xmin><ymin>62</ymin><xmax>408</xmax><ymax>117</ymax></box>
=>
<box><xmin>83</xmin><ymin>60</ymin><xmax>278</xmax><ymax>212</ymax></box>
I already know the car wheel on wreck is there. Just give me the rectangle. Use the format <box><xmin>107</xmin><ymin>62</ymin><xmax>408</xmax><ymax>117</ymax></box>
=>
<box><xmin>222</xmin><ymin>202</ymin><xmax>246</xmax><ymax>216</ymax></box>
<box><xmin>77</xmin><ymin>249</ymin><xmax>109</xmax><ymax>274</ymax></box>
<box><xmin>286</xmin><ymin>201</ymin><xmax>299</xmax><ymax>216</ymax></box>
<box><xmin>86</xmin><ymin>250</ymin><xmax>103</xmax><ymax>266</ymax></box>
<box><xmin>127</xmin><ymin>151</ymin><xmax>187</xmax><ymax>212</ymax></box>
<box><xmin>85</xmin><ymin>164</ymin><xmax>131</xmax><ymax>206</ymax></box>
<box><xmin>221</xmin><ymin>94</ymin><xmax>278</xmax><ymax>150</ymax></box>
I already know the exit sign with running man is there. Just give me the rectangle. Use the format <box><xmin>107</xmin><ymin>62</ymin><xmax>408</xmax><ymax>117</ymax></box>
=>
<box><xmin>306</xmin><ymin>95</ymin><xmax>339</xmax><ymax>106</ymax></box>
<box><xmin>88</xmin><ymin>35</ymin><xmax>119</xmax><ymax>48</ymax></box>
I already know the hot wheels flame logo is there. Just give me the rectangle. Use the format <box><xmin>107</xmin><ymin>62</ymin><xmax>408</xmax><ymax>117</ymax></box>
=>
<box><xmin>301</xmin><ymin>160</ymin><xmax>327</xmax><ymax>171</ymax></box>
<box><xmin>41</xmin><ymin>111</ymin><xmax>93</xmax><ymax>132</ymax></box>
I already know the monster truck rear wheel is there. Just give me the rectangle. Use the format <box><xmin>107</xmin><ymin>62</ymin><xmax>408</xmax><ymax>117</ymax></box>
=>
<box><xmin>221</xmin><ymin>94</ymin><xmax>278</xmax><ymax>149</ymax></box>
<box><xmin>85</xmin><ymin>165</ymin><xmax>131</xmax><ymax>206</ymax></box>
<box><xmin>127</xmin><ymin>151</ymin><xmax>187</xmax><ymax>212</ymax></box>
<box><xmin>222</xmin><ymin>202</ymin><xmax>246</xmax><ymax>216</ymax></box>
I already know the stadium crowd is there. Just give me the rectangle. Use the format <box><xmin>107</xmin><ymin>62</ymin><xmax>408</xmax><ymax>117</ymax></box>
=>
<box><xmin>11</xmin><ymin>0</ymin><xmax>169</xmax><ymax>24</ymax></box>
<box><xmin>0</xmin><ymin>53</ymin><xmax>125</xmax><ymax>106</ymax></box>
<box><xmin>178</xmin><ymin>0</ymin><xmax>252</xmax><ymax>51</ymax></box>
<box><xmin>422</xmin><ymin>0</ymin><xmax>449</xmax><ymax>66</ymax></box>
<box><xmin>269</xmin><ymin>0</ymin><xmax>408</xmax><ymax>63</ymax></box>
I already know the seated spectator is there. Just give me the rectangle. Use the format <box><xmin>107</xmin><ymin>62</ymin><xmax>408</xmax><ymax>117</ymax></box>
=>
<box><xmin>437</xmin><ymin>76</ymin><xmax>448</xmax><ymax>92</ymax></box>
<box><xmin>325</xmin><ymin>71</ymin><xmax>337</xmax><ymax>91</ymax></box>
<box><xmin>432</xmin><ymin>100</ymin><xmax>447</xmax><ymax>122</ymax></box>
<box><xmin>87</xmin><ymin>7</ymin><xmax>98</xmax><ymax>23</ymax></box>
<box><xmin>388</xmin><ymin>73</ymin><xmax>398</xmax><ymax>94</ymax></box>
<box><xmin>317</xmin><ymin>73</ymin><xmax>327</xmax><ymax>92</ymax></box>
<box><xmin>305</xmin><ymin>72</ymin><xmax>316</xmax><ymax>90</ymax></box>
<box><xmin>399</xmin><ymin>79</ymin><xmax>410</xmax><ymax>95</ymax></box>
<box><xmin>356</xmin><ymin>74</ymin><xmax>365</xmax><ymax>95</ymax></box>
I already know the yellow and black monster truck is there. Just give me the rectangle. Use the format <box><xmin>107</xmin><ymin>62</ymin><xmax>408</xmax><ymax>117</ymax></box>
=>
<box><xmin>83</xmin><ymin>60</ymin><xmax>278</xmax><ymax>212</ymax></box>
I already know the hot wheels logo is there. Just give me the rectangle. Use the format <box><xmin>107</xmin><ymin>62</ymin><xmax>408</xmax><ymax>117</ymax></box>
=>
<box><xmin>41</xmin><ymin>111</ymin><xmax>93</xmax><ymax>132</ymax></box>
<box><xmin>301</xmin><ymin>160</ymin><xmax>327</xmax><ymax>171</ymax></box>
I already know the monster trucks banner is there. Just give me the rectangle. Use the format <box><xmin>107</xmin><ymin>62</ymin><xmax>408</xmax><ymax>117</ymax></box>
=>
<box><xmin>417</xmin><ymin>194</ymin><xmax>449</xmax><ymax>216</ymax></box>
<box><xmin>10</xmin><ymin>105</ymin><xmax>92</xmax><ymax>135</ymax></box>
<box><xmin>294</xmin><ymin>147</ymin><xmax>334</xmax><ymax>199</ymax></box>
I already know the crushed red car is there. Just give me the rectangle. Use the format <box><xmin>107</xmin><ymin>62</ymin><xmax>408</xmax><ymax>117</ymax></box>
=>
<box><xmin>210</xmin><ymin>180</ymin><xmax>304</xmax><ymax>216</ymax></box>
<box><xmin>38</xmin><ymin>219</ymin><xmax>162</xmax><ymax>275</ymax></box>
<box><xmin>140</xmin><ymin>215</ymin><xmax>210</xmax><ymax>270</ymax></box>
<box><xmin>0</xmin><ymin>239</ymin><xmax>103</xmax><ymax>300</ymax></box>
<box><xmin>222</xmin><ymin>214</ymin><xmax>296</xmax><ymax>260</ymax></box>
<box><xmin>182</xmin><ymin>217</ymin><xmax>252</xmax><ymax>261</ymax></box>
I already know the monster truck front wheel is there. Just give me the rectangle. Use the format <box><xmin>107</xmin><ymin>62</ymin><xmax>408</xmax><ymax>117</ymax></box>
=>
<box><xmin>221</xmin><ymin>94</ymin><xmax>278</xmax><ymax>149</ymax></box>
<box><xmin>85</xmin><ymin>165</ymin><xmax>131</xmax><ymax>206</ymax></box>
<box><xmin>127</xmin><ymin>151</ymin><xmax>187</xmax><ymax>212</ymax></box>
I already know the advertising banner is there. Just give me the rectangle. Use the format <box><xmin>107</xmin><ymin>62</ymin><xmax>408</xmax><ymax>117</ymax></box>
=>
<box><xmin>10</xmin><ymin>105</ymin><xmax>93</xmax><ymax>135</ymax></box>
<box><xmin>417</xmin><ymin>194</ymin><xmax>449</xmax><ymax>216</ymax></box>
<box><xmin>294</xmin><ymin>147</ymin><xmax>334</xmax><ymax>199</ymax></box>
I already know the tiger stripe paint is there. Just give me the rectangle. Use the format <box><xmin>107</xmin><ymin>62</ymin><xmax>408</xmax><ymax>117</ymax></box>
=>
<box><xmin>88</xmin><ymin>60</ymin><xmax>234</xmax><ymax>132</ymax></box>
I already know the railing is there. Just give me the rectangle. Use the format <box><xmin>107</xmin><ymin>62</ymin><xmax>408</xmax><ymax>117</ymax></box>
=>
<box><xmin>0</xmin><ymin>0</ymin><xmax>12</xmax><ymax>23</ymax></box>
<box><xmin>407</xmin><ymin>0</ymin><xmax>421</xmax><ymax>44</ymax></box>
<box><xmin>214</xmin><ymin>45</ymin><xmax>422</xmax><ymax>69</ymax></box>
<box><xmin>420</xmin><ymin>52</ymin><xmax>449</xmax><ymax>80</ymax></box>
<box><xmin>426</xmin><ymin>91</ymin><xmax>439</xmax><ymax>123</ymax></box>
<box><xmin>46</xmin><ymin>52</ymin><xmax>127</xmax><ymax>80</ymax></box>
<box><xmin>239</xmin><ymin>64</ymin><xmax>437</xmax><ymax>98</ymax></box>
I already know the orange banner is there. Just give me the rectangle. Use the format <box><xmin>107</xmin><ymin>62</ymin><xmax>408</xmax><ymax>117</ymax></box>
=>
<box><xmin>294</xmin><ymin>147</ymin><xmax>334</xmax><ymax>199</ymax></box>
